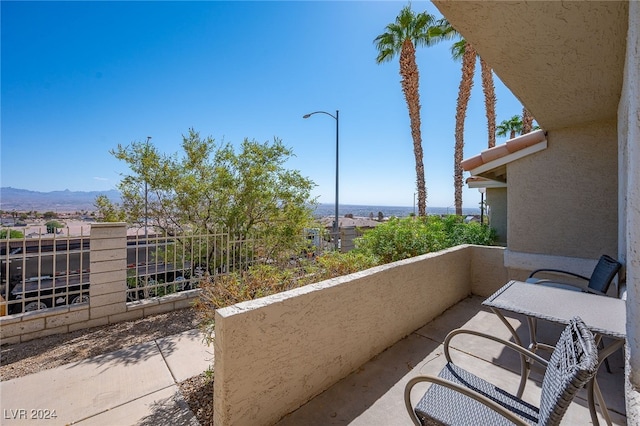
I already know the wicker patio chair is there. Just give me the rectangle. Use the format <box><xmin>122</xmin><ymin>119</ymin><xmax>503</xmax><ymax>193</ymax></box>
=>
<box><xmin>526</xmin><ymin>254</ymin><xmax>621</xmax><ymax>296</ymax></box>
<box><xmin>404</xmin><ymin>317</ymin><xmax>598</xmax><ymax>426</ymax></box>
<box><xmin>526</xmin><ymin>254</ymin><xmax>621</xmax><ymax>372</ymax></box>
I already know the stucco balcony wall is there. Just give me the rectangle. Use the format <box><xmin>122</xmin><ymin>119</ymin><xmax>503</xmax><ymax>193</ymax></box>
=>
<box><xmin>213</xmin><ymin>245</ymin><xmax>507</xmax><ymax>425</ymax></box>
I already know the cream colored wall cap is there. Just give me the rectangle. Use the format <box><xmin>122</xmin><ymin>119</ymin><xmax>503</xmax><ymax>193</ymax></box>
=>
<box><xmin>90</xmin><ymin>222</ymin><xmax>127</xmax><ymax>229</ymax></box>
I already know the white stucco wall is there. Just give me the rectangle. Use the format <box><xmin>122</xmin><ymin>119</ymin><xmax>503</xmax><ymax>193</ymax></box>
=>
<box><xmin>619</xmin><ymin>1</ymin><xmax>640</xmax><ymax>423</ymax></box>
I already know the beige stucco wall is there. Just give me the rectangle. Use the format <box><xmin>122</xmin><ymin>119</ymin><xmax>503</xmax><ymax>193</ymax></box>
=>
<box><xmin>486</xmin><ymin>187</ymin><xmax>507</xmax><ymax>245</ymax></box>
<box><xmin>470</xmin><ymin>245</ymin><xmax>508</xmax><ymax>297</ymax></box>
<box><xmin>619</xmin><ymin>1</ymin><xmax>640</xmax><ymax>422</ymax></box>
<box><xmin>507</xmin><ymin>121</ymin><xmax>618</xmax><ymax>259</ymax></box>
<box><xmin>213</xmin><ymin>245</ymin><xmax>508</xmax><ymax>425</ymax></box>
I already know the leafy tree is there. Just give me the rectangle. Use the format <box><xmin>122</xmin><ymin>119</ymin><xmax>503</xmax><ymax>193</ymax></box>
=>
<box><xmin>45</xmin><ymin>220</ymin><xmax>64</xmax><ymax>234</ymax></box>
<box><xmin>0</xmin><ymin>229</ymin><xmax>24</xmax><ymax>239</ymax></box>
<box><xmin>94</xmin><ymin>195</ymin><xmax>126</xmax><ymax>222</ymax></box>
<box><xmin>102</xmin><ymin>129</ymin><xmax>317</xmax><ymax>265</ymax></box>
<box><xmin>374</xmin><ymin>5</ymin><xmax>438</xmax><ymax>216</ymax></box>
<box><xmin>43</xmin><ymin>211</ymin><xmax>57</xmax><ymax>219</ymax></box>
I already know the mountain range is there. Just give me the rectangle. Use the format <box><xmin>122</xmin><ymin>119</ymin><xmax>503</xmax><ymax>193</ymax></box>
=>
<box><xmin>0</xmin><ymin>187</ymin><xmax>121</xmax><ymax>212</ymax></box>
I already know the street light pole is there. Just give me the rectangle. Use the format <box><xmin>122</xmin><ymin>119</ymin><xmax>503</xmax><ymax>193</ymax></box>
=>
<box><xmin>144</xmin><ymin>136</ymin><xmax>151</xmax><ymax>239</ymax></box>
<box><xmin>303</xmin><ymin>110</ymin><xmax>339</xmax><ymax>250</ymax></box>
<box><xmin>478</xmin><ymin>187</ymin><xmax>486</xmax><ymax>225</ymax></box>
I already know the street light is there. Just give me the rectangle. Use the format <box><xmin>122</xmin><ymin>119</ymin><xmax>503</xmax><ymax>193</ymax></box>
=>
<box><xmin>478</xmin><ymin>187</ymin><xmax>486</xmax><ymax>225</ymax></box>
<box><xmin>144</xmin><ymin>136</ymin><xmax>151</xmax><ymax>239</ymax></box>
<box><xmin>303</xmin><ymin>110</ymin><xmax>339</xmax><ymax>249</ymax></box>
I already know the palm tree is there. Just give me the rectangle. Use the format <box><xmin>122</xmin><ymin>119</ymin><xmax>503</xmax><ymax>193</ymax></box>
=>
<box><xmin>522</xmin><ymin>107</ymin><xmax>534</xmax><ymax>134</ymax></box>
<box><xmin>374</xmin><ymin>5</ymin><xmax>437</xmax><ymax>217</ymax></box>
<box><xmin>450</xmin><ymin>38</ymin><xmax>476</xmax><ymax>216</ymax></box>
<box><xmin>496</xmin><ymin>115</ymin><xmax>523</xmax><ymax>139</ymax></box>
<box><xmin>432</xmin><ymin>19</ymin><xmax>497</xmax><ymax>215</ymax></box>
<box><xmin>481</xmin><ymin>57</ymin><xmax>497</xmax><ymax>148</ymax></box>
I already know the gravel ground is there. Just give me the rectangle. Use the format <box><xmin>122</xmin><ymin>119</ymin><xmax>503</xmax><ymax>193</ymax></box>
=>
<box><xmin>0</xmin><ymin>307</ymin><xmax>214</xmax><ymax>425</ymax></box>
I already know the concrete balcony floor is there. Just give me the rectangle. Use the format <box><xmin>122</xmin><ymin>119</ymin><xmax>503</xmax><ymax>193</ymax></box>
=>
<box><xmin>277</xmin><ymin>296</ymin><xmax>626</xmax><ymax>425</ymax></box>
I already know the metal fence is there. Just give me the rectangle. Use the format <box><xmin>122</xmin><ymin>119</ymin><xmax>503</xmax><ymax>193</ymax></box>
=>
<box><xmin>1</xmin><ymin>226</ymin><xmax>331</xmax><ymax>316</ymax></box>
<box><xmin>125</xmin><ymin>231</ymin><xmax>228</xmax><ymax>303</ymax></box>
<box><xmin>1</xmin><ymin>229</ymin><xmax>91</xmax><ymax>315</ymax></box>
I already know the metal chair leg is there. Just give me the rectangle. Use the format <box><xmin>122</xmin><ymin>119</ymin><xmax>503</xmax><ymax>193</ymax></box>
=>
<box><xmin>597</xmin><ymin>337</ymin><xmax>612</xmax><ymax>374</ymax></box>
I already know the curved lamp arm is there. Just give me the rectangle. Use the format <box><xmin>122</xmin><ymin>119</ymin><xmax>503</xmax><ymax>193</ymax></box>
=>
<box><xmin>302</xmin><ymin>111</ymin><xmax>337</xmax><ymax>120</ymax></box>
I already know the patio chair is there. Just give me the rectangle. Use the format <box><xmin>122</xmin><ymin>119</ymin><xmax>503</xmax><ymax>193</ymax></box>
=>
<box><xmin>405</xmin><ymin>317</ymin><xmax>598</xmax><ymax>426</ymax></box>
<box><xmin>526</xmin><ymin>254</ymin><xmax>621</xmax><ymax>372</ymax></box>
<box><xmin>526</xmin><ymin>254</ymin><xmax>622</xmax><ymax>296</ymax></box>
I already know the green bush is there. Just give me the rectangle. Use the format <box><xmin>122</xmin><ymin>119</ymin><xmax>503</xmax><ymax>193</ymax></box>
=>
<box><xmin>45</xmin><ymin>220</ymin><xmax>65</xmax><ymax>234</ymax></box>
<box><xmin>354</xmin><ymin>215</ymin><xmax>496</xmax><ymax>263</ymax></box>
<box><xmin>0</xmin><ymin>229</ymin><xmax>24</xmax><ymax>239</ymax></box>
<box><xmin>314</xmin><ymin>251</ymin><xmax>379</xmax><ymax>278</ymax></box>
<box><xmin>440</xmin><ymin>215</ymin><xmax>497</xmax><ymax>246</ymax></box>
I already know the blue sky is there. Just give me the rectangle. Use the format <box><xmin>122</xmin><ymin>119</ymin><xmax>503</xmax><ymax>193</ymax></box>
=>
<box><xmin>1</xmin><ymin>1</ymin><xmax>525</xmax><ymax>209</ymax></box>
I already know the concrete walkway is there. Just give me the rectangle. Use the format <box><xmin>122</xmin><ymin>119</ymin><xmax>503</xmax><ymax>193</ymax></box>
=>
<box><xmin>0</xmin><ymin>329</ymin><xmax>212</xmax><ymax>425</ymax></box>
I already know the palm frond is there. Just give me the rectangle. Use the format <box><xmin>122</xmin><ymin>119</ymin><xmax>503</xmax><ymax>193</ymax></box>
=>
<box><xmin>451</xmin><ymin>39</ymin><xmax>467</xmax><ymax>61</ymax></box>
<box><xmin>374</xmin><ymin>4</ymin><xmax>437</xmax><ymax>63</ymax></box>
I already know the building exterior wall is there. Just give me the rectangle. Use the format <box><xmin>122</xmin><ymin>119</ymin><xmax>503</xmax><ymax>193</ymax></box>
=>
<box><xmin>486</xmin><ymin>187</ymin><xmax>507</xmax><ymax>245</ymax></box>
<box><xmin>213</xmin><ymin>245</ymin><xmax>507</xmax><ymax>425</ymax></box>
<box><xmin>619</xmin><ymin>1</ymin><xmax>640</xmax><ymax>422</ymax></box>
<box><xmin>507</xmin><ymin>120</ymin><xmax>618</xmax><ymax>261</ymax></box>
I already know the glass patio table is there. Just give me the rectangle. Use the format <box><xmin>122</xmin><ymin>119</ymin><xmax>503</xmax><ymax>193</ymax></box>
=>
<box><xmin>483</xmin><ymin>280</ymin><xmax>626</xmax><ymax>426</ymax></box>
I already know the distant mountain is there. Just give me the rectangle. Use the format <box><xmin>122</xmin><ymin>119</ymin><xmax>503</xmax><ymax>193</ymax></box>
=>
<box><xmin>0</xmin><ymin>187</ymin><xmax>121</xmax><ymax>212</ymax></box>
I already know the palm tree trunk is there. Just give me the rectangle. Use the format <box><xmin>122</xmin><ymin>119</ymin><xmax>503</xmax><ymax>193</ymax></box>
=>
<box><xmin>454</xmin><ymin>44</ymin><xmax>476</xmax><ymax>216</ymax></box>
<box><xmin>480</xmin><ymin>58</ymin><xmax>497</xmax><ymax>148</ymax></box>
<box><xmin>522</xmin><ymin>107</ymin><xmax>534</xmax><ymax>134</ymax></box>
<box><xmin>399</xmin><ymin>38</ymin><xmax>426</xmax><ymax>216</ymax></box>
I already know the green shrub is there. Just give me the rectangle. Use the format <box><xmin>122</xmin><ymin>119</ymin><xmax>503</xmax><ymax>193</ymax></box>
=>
<box><xmin>354</xmin><ymin>215</ymin><xmax>496</xmax><ymax>263</ymax></box>
<box><xmin>0</xmin><ymin>229</ymin><xmax>24</xmax><ymax>239</ymax></box>
<box><xmin>441</xmin><ymin>215</ymin><xmax>497</xmax><ymax>246</ymax></box>
<box><xmin>354</xmin><ymin>216</ymin><xmax>445</xmax><ymax>263</ymax></box>
<box><xmin>314</xmin><ymin>251</ymin><xmax>379</xmax><ymax>278</ymax></box>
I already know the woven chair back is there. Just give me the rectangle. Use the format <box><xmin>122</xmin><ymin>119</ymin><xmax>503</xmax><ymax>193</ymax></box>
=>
<box><xmin>537</xmin><ymin>317</ymin><xmax>598</xmax><ymax>425</ymax></box>
<box><xmin>589</xmin><ymin>255</ymin><xmax>622</xmax><ymax>294</ymax></box>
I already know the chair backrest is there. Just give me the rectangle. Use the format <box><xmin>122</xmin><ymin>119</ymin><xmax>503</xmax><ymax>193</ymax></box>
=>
<box><xmin>588</xmin><ymin>254</ymin><xmax>622</xmax><ymax>293</ymax></box>
<box><xmin>537</xmin><ymin>317</ymin><xmax>598</xmax><ymax>425</ymax></box>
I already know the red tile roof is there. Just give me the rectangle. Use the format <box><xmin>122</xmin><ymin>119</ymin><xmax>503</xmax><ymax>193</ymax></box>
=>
<box><xmin>461</xmin><ymin>129</ymin><xmax>547</xmax><ymax>172</ymax></box>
